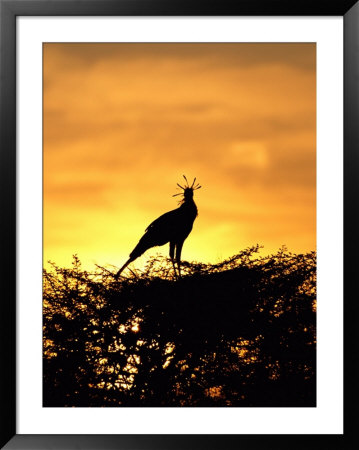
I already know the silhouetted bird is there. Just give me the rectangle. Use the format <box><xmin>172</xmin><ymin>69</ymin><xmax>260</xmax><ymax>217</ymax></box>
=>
<box><xmin>116</xmin><ymin>176</ymin><xmax>201</xmax><ymax>278</ymax></box>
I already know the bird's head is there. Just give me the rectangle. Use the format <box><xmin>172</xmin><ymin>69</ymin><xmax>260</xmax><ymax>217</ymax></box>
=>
<box><xmin>173</xmin><ymin>175</ymin><xmax>201</xmax><ymax>203</ymax></box>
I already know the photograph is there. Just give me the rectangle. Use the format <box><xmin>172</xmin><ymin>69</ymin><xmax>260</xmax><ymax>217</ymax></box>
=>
<box><xmin>42</xmin><ymin>42</ymin><xmax>317</xmax><ymax>408</ymax></box>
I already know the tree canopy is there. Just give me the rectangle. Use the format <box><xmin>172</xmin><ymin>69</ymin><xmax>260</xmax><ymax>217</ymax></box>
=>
<box><xmin>43</xmin><ymin>246</ymin><xmax>316</xmax><ymax>407</ymax></box>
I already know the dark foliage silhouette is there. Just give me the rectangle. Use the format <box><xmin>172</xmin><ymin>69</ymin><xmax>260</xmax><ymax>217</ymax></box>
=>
<box><xmin>43</xmin><ymin>246</ymin><xmax>316</xmax><ymax>407</ymax></box>
<box><xmin>116</xmin><ymin>176</ymin><xmax>201</xmax><ymax>277</ymax></box>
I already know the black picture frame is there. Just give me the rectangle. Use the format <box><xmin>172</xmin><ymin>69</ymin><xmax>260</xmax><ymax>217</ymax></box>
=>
<box><xmin>1</xmin><ymin>0</ymin><xmax>358</xmax><ymax>448</ymax></box>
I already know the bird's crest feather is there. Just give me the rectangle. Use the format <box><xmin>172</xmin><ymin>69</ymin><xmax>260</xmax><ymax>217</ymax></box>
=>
<box><xmin>173</xmin><ymin>175</ymin><xmax>201</xmax><ymax>199</ymax></box>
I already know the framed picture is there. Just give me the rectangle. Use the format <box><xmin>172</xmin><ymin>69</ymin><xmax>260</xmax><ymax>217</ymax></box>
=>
<box><xmin>1</xmin><ymin>0</ymin><xmax>357</xmax><ymax>448</ymax></box>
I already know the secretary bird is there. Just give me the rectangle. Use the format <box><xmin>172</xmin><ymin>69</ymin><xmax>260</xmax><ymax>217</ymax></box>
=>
<box><xmin>116</xmin><ymin>176</ymin><xmax>201</xmax><ymax>278</ymax></box>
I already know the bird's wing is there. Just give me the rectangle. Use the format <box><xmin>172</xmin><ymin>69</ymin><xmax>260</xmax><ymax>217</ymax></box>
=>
<box><xmin>128</xmin><ymin>208</ymin><xmax>181</xmax><ymax>259</ymax></box>
<box><xmin>145</xmin><ymin>208</ymin><xmax>180</xmax><ymax>233</ymax></box>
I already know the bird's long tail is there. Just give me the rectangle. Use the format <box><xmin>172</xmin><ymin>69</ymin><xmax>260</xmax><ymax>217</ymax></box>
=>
<box><xmin>115</xmin><ymin>233</ymin><xmax>152</xmax><ymax>278</ymax></box>
<box><xmin>115</xmin><ymin>257</ymin><xmax>134</xmax><ymax>278</ymax></box>
<box><xmin>129</xmin><ymin>235</ymin><xmax>151</xmax><ymax>260</ymax></box>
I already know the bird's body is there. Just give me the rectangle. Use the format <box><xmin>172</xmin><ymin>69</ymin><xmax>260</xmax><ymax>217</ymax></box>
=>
<box><xmin>130</xmin><ymin>200</ymin><xmax>198</xmax><ymax>260</ymax></box>
<box><xmin>116</xmin><ymin>176</ymin><xmax>201</xmax><ymax>278</ymax></box>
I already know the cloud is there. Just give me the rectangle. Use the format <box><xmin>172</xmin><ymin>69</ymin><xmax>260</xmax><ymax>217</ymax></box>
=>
<box><xmin>44</xmin><ymin>43</ymin><xmax>315</xmax><ymax>72</ymax></box>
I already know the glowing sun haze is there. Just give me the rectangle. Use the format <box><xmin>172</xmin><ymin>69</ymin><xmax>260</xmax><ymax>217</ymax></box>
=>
<box><xmin>43</xmin><ymin>43</ymin><xmax>316</xmax><ymax>271</ymax></box>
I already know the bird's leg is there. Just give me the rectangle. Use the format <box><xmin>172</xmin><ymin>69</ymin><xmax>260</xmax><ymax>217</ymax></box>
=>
<box><xmin>169</xmin><ymin>242</ymin><xmax>177</xmax><ymax>279</ymax></box>
<box><xmin>175</xmin><ymin>241</ymin><xmax>184</xmax><ymax>279</ymax></box>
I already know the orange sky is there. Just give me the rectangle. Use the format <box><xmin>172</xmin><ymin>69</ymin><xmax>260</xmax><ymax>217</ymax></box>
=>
<box><xmin>43</xmin><ymin>43</ymin><xmax>316</xmax><ymax>271</ymax></box>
